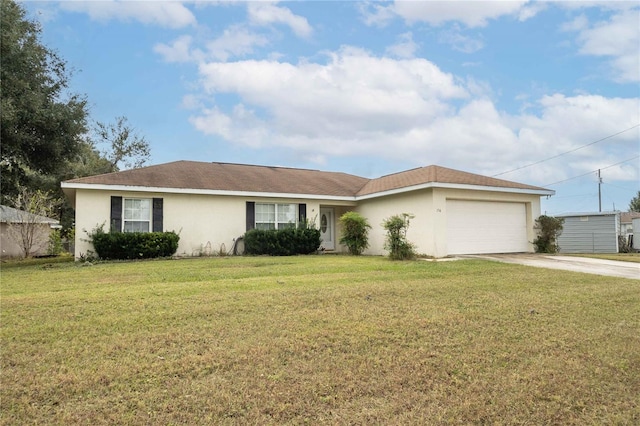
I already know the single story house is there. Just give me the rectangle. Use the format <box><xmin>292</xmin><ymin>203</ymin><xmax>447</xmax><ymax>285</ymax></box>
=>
<box><xmin>0</xmin><ymin>205</ymin><xmax>61</xmax><ymax>258</ymax></box>
<box><xmin>61</xmin><ymin>161</ymin><xmax>554</xmax><ymax>259</ymax></box>
<box><xmin>555</xmin><ymin>211</ymin><xmax>620</xmax><ymax>254</ymax></box>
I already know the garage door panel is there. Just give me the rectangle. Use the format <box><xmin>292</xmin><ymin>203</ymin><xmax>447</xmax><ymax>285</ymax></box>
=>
<box><xmin>447</xmin><ymin>200</ymin><xmax>528</xmax><ymax>255</ymax></box>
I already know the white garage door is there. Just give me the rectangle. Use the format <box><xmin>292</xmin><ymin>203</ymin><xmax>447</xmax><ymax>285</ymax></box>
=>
<box><xmin>446</xmin><ymin>200</ymin><xmax>528</xmax><ymax>255</ymax></box>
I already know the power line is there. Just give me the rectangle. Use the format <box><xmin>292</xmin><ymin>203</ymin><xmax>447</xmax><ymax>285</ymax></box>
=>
<box><xmin>493</xmin><ymin>124</ymin><xmax>640</xmax><ymax>177</ymax></box>
<box><xmin>602</xmin><ymin>182</ymin><xmax>640</xmax><ymax>192</ymax></box>
<box><xmin>544</xmin><ymin>155</ymin><xmax>639</xmax><ymax>186</ymax></box>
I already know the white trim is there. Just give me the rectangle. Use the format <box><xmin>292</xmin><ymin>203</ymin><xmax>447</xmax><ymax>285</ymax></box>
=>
<box><xmin>123</xmin><ymin>197</ymin><xmax>152</xmax><ymax>233</ymax></box>
<box><xmin>61</xmin><ymin>180</ymin><xmax>554</xmax><ymax>201</ymax></box>
<box><xmin>355</xmin><ymin>182</ymin><xmax>555</xmax><ymax>200</ymax></box>
<box><xmin>554</xmin><ymin>211</ymin><xmax>619</xmax><ymax>218</ymax></box>
<box><xmin>61</xmin><ymin>182</ymin><xmax>357</xmax><ymax>202</ymax></box>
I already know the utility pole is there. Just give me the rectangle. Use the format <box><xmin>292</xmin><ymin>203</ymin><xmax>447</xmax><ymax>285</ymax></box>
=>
<box><xmin>597</xmin><ymin>169</ymin><xmax>602</xmax><ymax>212</ymax></box>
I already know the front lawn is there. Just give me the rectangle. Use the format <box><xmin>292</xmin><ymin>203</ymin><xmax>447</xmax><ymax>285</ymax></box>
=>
<box><xmin>1</xmin><ymin>256</ymin><xmax>638</xmax><ymax>424</ymax></box>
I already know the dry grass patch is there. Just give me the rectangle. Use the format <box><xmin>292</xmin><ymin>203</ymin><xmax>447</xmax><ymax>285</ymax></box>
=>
<box><xmin>2</xmin><ymin>256</ymin><xmax>639</xmax><ymax>424</ymax></box>
<box><xmin>565</xmin><ymin>253</ymin><xmax>640</xmax><ymax>263</ymax></box>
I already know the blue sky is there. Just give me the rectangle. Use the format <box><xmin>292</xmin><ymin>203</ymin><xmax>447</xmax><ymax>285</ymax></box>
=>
<box><xmin>25</xmin><ymin>0</ymin><xmax>639</xmax><ymax>214</ymax></box>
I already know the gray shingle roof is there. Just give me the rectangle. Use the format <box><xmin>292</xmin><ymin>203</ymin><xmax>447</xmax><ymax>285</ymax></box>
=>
<box><xmin>0</xmin><ymin>205</ymin><xmax>60</xmax><ymax>224</ymax></box>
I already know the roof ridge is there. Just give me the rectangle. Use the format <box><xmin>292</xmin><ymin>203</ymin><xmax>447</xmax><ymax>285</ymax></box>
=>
<box><xmin>374</xmin><ymin>166</ymin><xmax>426</xmax><ymax>180</ymax></box>
<box><xmin>211</xmin><ymin>161</ymin><xmax>326</xmax><ymax>173</ymax></box>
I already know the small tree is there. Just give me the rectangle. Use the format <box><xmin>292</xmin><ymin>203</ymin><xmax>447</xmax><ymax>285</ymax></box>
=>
<box><xmin>338</xmin><ymin>211</ymin><xmax>371</xmax><ymax>255</ymax></box>
<box><xmin>6</xmin><ymin>187</ymin><xmax>62</xmax><ymax>258</ymax></box>
<box><xmin>533</xmin><ymin>215</ymin><xmax>564</xmax><ymax>254</ymax></box>
<box><xmin>383</xmin><ymin>213</ymin><xmax>416</xmax><ymax>260</ymax></box>
<box><xmin>629</xmin><ymin>190</ymin><xmax>640</xmax><ymax>212</ymax></box>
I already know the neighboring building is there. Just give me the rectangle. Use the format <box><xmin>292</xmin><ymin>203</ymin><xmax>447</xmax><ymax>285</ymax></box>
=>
<box><xmin>555</xmin><ymin>211</ymin><xmax>620</xmax><ymax>254</ymax></box>
<box><xmin>0</xmin><ymin>205</ymin><xmax>60</xmax><ymax>258</ymax></box>
<box><xmin>619</xmin><ymin>212</ymin><xmax>640</xmax><ymax>236</ymax></box>
<box><xmin>61</xmin><ymin>161</ymin><xmax>554</xmax><ymax>259</ymax></box>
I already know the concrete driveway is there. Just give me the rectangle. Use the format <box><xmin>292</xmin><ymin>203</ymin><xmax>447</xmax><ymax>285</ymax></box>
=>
<box><xmin>468</xmin><ymin>254</ymin><xmax>640</xmax><ymax>280</ymax></box>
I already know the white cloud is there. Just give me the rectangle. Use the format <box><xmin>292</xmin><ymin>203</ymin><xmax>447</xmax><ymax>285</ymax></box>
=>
<box><xmin>154</xmin><ymin>35</ymin><xmax>200</xmax><ymax>63</ymax></box>
<box><xmin>518</xmin><ymin>2</ymin><xmax>548</xmax><ymax>21</ymax></box>
<box><xmin>188</xmin><ymin>48</ymin><xmax>638</xmax><ymax>185</ymax></box>
<box><xmin>557</xmin><ymin>1</ymin><xmax>637</xmax><ymax>12</ymax></box>
<box><xmin>59</xmin><ymin>0</ymin><xmax>196</xmax><ymax>28</ymax></box>
<box><xmin>206</xmin><ymin>25</ymin><xmax>270</xmax><ymax>61</ymax></box>
<box><xmin>559</xmin><ymin>5</ymin><xmax>639</xmax><ymax>83</ymax></box>
<box><xmin>560</xmin><ymin>14</ymin><xmax>589</xmax><ymax>32</ymax></box>
<box><xmin>196</xmin><ymin>48</ymin><xmax>467</xmax><ymax>133</ymax></box>
<box><xmin>154</xmin><ymin>26</ymin><xmax>269</xmax><ymax>63</ymax></box>
<box><xmin>357</xmin><ymin>1</ymin><xmax>397</xmax><ymax>27</ymax></box>
<box><xmin>385</xmin><ymin>32</ymin><xmax>419</xmax><ymax>58</ymax></box>
<box><xmin>391</xmin><ymin>0</ymin><xmax>531</xmax><ymax>28</ymax></box>
<box><xmin>574</xmin><ymin>10</ymin><xmax>640</xmax><ymax>82</ymax></box>
<box><xmin>438</xmin><ymin>25</ymin><xmax>484</xmax><ymax>53</ymax></box>
<box><xmin>359</xmin><ymin>0</ymin><xmax>536</xmax><ymax>28</ymax></box>
<box><xmin>247</xmin><ymin>2</ymin><xmax>312</xmax><ymax>38</ymax></box>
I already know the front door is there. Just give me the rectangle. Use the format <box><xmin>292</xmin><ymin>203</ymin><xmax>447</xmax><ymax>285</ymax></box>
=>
<box><xmin>319</xmin><ymin>208</ymin><xmax>335</xmax><ymax>250</ymax></box>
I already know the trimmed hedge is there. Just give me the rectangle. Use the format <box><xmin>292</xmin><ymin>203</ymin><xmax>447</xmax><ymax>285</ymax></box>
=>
<box><xmin>89</xmin><ymin>227</ymin><xmax>180</xmax><ymax>260</ymax></box>
<box><xmin>244</xmin><ymin>226</ymin><xmax>321</xmax><ymax>256</ymax></box>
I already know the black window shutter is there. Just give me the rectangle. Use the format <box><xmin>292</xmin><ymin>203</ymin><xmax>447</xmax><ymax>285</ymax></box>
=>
<box><xmin>298</xmin><ymin>203</ymin><xmax>307</xmax><ymax>224</ymax></box>
<box><xmin>246</xmin><ymin>202</ymin><xmax>255</xmax><ymax>231</ymax></box>
<box><xmin>110</xmin><ymin>196</ymin><xmax>123</xmax><ymax>232</ymax></box>
<box><xmin>152</xmin><ymin>198</ymin><xmax>163</xmax><ymax>232</ymax></box>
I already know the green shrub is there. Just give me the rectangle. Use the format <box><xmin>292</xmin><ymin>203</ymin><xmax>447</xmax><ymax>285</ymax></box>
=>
<box><xmin>338</xmin><ymin>211</ymin><xmax>371</xmax><ymax>255</ymax></box>
<box><xmin>87</xmin><ymin>224</ymin><xmax>180</xmax><ymax>260</ymax></box>
<box><xmin>533</xmin><ymin>215</ymin><xmax>564</xmax><ymax>254</ymax></box>
<box><xmin>47</xmin><ymin>229</ymin><xmax>64</xmax><ymax>256</ymax></box>
<box><xmin>383</xmin><ymin>213</ymin><xmax>416</xmax><ymax>260</ymax></box>
<box><xmin>244</xmin><ymin>222</ymin><xmax>321</xmax><ymax>256</ymax></box>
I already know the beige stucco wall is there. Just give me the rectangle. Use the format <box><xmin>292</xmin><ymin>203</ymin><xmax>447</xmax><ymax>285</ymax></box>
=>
<box><xmin>356</xmin><ymin>187</ymin><xmax>542</xmax><ymax>258</ymax></box>
<box><xmin>72</xmin><ymin>187</ymin><xmax>542</xmax><ymax>259</ymax></box>
<box><xmin>72</xmin><ymin>189</ymin><xmax>357</xmax><ymax>259</ymax></box>
<box><xmin>356</xmin><ymin>189</ymin><xmax>434</xmax><ymax>257</ymax></box>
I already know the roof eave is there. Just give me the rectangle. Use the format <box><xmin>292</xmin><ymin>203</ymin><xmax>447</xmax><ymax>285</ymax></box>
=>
<box><xmin>61</xmin><ymin>180</ymin><xmax>555</xmax><ymax>203</ymax></box>
<box><xmin>356</xmin><ymin>182</ymin><xmax>555</xmax><ymax>200</ymax></box>
<box><xmin>60</xmin><ymin>182</ymin><xmax>358</xmax><ymax>202</ymax></box>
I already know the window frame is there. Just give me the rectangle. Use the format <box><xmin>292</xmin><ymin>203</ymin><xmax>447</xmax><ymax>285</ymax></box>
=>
<box><xmin>255</xmin><ymin>203</ymin><xmax>298</xmax><ymax>230</ymax></box>
<box><xmin>122</xmin><ymin>198</ymin><xmax>152</xmax><ymax>233</ymax></box>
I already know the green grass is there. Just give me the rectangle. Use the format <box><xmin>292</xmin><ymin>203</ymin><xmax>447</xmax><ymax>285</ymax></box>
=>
<box><xmin>565</xmin><ymin>253</ymin><xmax>640</xmax><ymax>263</ymax></box>
<box><xmin>2</xmin><ymin>256</ymin><xmax>639</xmax><ymax>425</ymax></box>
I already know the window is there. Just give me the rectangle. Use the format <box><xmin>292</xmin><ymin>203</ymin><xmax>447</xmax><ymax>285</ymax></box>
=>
<box><xmin>123</xmin><ymin>198</ymin><xmax>151</xmax><ymax>232</ymax></box>
<box><xmin>255</xmin><ymin>203</ymin><xmax>297</xmax><ymax>230</ymax></box>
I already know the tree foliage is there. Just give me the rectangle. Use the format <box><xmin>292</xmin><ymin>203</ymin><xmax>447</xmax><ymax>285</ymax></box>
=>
<box><xmin>629</xmin><ymin>191</ymin><xmax>640</xmax><ymax>213</ymax></box>
<box><xmin>0</xmin><ymin>0</ymin><xmax>152</xmax><ymax>233</ymax></box>
<box><xmin>338</xmin><ymin>211</ymin><xmax>371</xmax><ymax>255</ymax></box>
<box><xmin>95</xmin><ymin>116</ymin><xmax>151</xmax><ymax>171</ymax></box>
<box><xmin>0</xmin><ymin>0</ymin><xmax>88</xmax><ymax>204</ymax></box>
<box><xmin>533</xmin><ymin>215</ymin><xmax>564</xmax><ymax>254</ymax></box>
